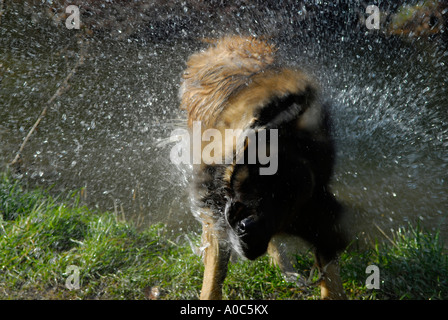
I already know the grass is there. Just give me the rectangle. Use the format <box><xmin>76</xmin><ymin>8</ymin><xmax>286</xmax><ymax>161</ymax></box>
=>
<box><xmin>0</xmin><ymin>172</ymin><xmax>447</xmax><ymax>300</ymax></box>
<box><xmin>340</xmin><ymin>227</ymin><xmax>448</xmax><ymax>300</ymax></box>
<box><xmin>0</xmin><ymin>173</ymin><xmax>202</xmax><ymax>299</ymax></box>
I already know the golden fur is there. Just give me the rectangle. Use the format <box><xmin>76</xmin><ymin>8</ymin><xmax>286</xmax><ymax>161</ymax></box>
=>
<box><xmin>180</xmin><ymin>36</ymin><xmax>276</xmax><ymax>128</ymax></box>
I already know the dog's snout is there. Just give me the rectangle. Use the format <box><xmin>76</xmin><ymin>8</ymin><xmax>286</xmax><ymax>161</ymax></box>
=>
<box><xmin>237</xmin><ymin>215</ymin><xmax>258</xmax><ymax>234</ymax></box>
<box><xmin>227</xmin><ymin>200</ymin><xmax>250</xmax><ymax>227</ymax></box>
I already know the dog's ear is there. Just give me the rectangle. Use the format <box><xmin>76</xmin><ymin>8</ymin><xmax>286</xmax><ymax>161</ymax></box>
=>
<box><xmin>253</xmin><ymin>86</ymin><xmax>317</xmax><ymax>130</ymax></box>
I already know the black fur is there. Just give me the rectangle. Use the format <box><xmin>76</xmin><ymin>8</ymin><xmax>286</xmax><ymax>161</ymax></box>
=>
<box><xmin>194</xmin><ymin>94</ymin><xmax>347</xmax><ymax>261</ymax></box>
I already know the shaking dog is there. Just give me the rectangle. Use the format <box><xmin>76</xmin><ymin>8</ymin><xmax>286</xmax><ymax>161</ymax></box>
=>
<box><xmin>179</xmin><ymin>36</ymin><xmax>347</xmax><ymax>300</ymax></box>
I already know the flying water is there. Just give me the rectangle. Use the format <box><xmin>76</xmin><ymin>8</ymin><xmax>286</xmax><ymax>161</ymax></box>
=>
<box><xmin>0</xmin><ymin>2</ymin><xmax>447</xmax><ymax>244</ymax></box>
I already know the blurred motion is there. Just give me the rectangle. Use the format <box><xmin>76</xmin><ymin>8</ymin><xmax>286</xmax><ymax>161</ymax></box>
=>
<box><xmin>0</xmin><ymin>1</ymin><xmax>447</xmax><ymax>247</ymax></box>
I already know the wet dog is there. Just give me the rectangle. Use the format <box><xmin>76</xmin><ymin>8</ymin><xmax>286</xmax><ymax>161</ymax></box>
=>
<box><xmin>179</xmin><ymin>36</ymin><xmax>347</xmax><ymax>300</ymax></box>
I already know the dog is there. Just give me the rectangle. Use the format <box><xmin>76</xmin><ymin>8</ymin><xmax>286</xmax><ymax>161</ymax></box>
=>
<box><xmin>179</xmin><ymin>36</ymin><xmax>348</xmax><ymax>300</ymax></box>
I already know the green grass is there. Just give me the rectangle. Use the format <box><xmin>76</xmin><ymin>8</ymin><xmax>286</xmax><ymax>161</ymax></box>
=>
<box><xmin>374</xmin><ymin>226</ymin><xmax>448</xmax><ymax>299</ymax></box>
<box><xmin>339</xmin><ymin>228</ymin><xmax>448</xmax><ymax>300</ymax></box>
<box><xmin>0</xmin><ymin>172</ymin><xmax>447</xmax><ymax>299</ymax></box>
<box><xmin>0</xmin><ymin>173</ymin><xmax>202</xmax><ymax>299</ymax></box>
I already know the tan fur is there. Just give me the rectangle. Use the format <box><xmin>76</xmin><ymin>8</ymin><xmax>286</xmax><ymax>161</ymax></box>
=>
<box><xmin>199</xmin><ymin>219</ymin><xmax>229</xmax><ymax>300</ymax></box>
<box><xmin>216</xmin><ymin>68</ymin><xmax>317</xmax><ymax>131</ymax></box>
<box><xmin>180</xmin><ymin>36</ymin><xmax>276</xmax><ymax>128</ymax></box>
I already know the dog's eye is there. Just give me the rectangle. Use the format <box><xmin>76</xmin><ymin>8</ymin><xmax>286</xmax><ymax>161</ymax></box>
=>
<box><xmin>226</xmin><ymin>201</ymin><xmax>247</xmax><ymax>227</ymax></box>
<box><xmin>231</xmin><ymin>201</ymin><xmax>245</xmax><ymax>216</ymax></box>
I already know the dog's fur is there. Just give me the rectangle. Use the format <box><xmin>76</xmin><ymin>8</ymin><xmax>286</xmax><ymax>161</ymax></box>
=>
<box><xmin>179</xmin><ymin>36</ymin><xmax>348</xmax><ymax>300</ymax></box>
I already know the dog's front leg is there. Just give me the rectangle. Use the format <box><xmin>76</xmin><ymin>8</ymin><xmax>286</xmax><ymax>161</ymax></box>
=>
<box><xmin>315</xmin><ymin>252</ymin><xmax>347</xmax><ymax>300</ymax></box>
<box><xmin>200</xmin><ymin>221</ymin><xmax>231</xmax><ymax>300</ymax></box>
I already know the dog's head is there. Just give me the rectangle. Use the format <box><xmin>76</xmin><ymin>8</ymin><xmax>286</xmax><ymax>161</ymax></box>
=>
<box><xmin>224</xmin><ymin>163</ymin><xmax>274</xmax><ymax>260</ymax></box>
<box><xmin>224</xmin><ymin>140</ymin><xmax>316</xmax><ymax>260</ymax></box>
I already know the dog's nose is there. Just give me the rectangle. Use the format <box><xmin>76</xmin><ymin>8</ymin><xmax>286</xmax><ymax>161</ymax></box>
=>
<box><xmin>237</xmin><ymin>215</ymin><xmax>257</xmax><ymax>234</ymax></box>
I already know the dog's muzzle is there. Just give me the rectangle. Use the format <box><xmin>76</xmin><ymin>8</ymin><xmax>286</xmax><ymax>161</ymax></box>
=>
<box><xmin>225</xmin><ymin>199</ymin><xmax>272</xmax><ymax>260</ymax></box>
